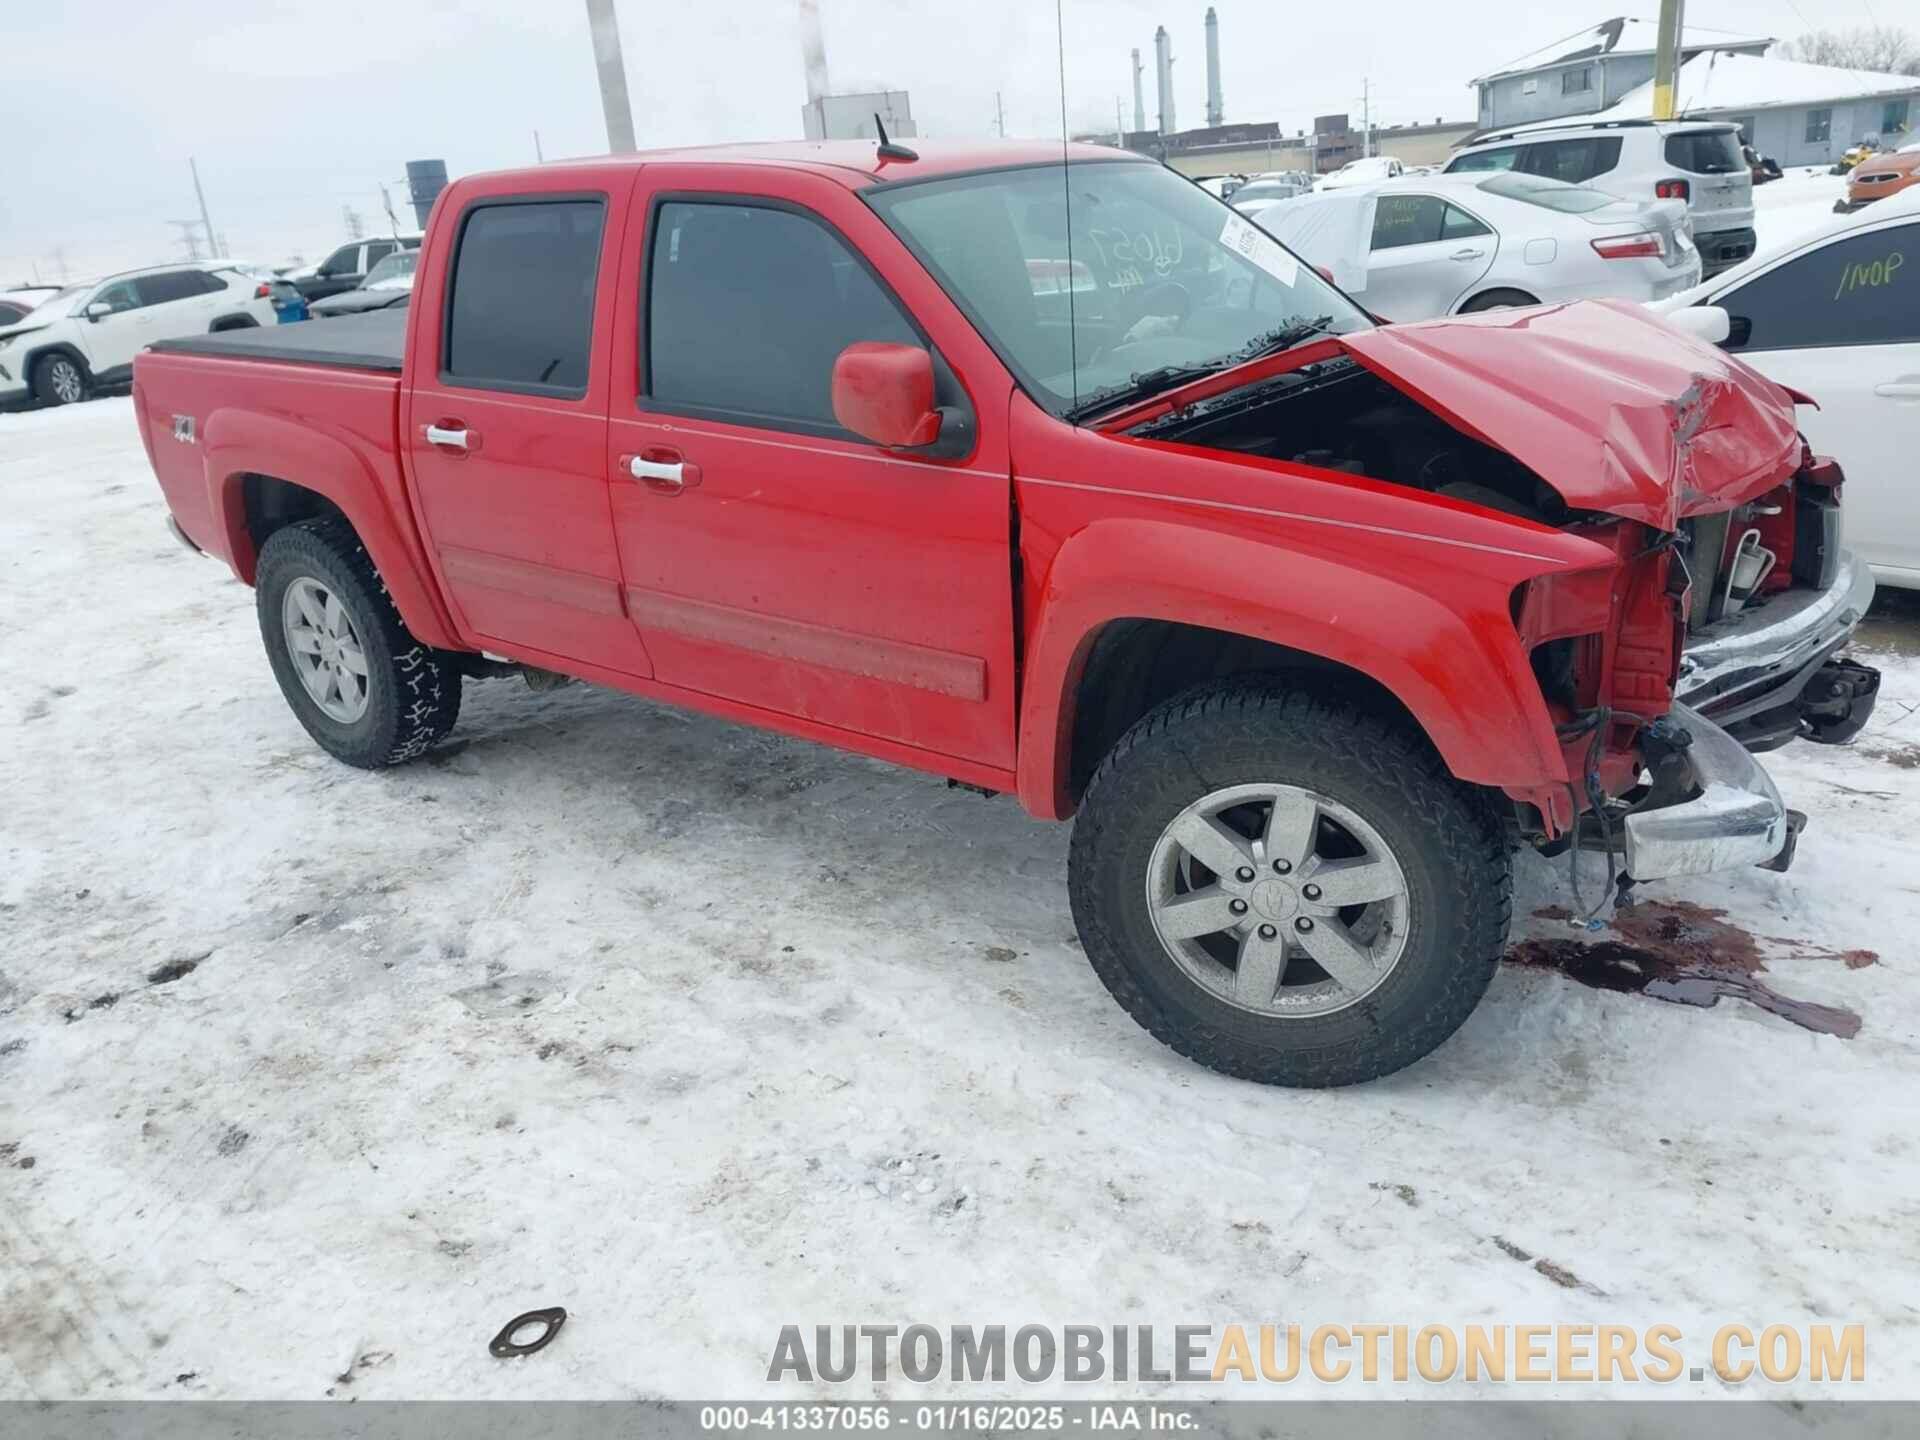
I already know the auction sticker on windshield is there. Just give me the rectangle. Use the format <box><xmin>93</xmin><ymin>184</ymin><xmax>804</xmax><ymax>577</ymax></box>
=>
<box><xmin>1219</xmin><ymin>212</ymin><xmax>1298</xmax><ymax>287</ymax></box>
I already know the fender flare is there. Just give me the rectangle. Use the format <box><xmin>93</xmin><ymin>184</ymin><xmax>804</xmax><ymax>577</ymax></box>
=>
<box><xmin>1015</xmin><ymin>518</ymin><xmax>1574</xmax><ymax>819</ymax></box>
<box><xmin>201</xmin><ymin>407</ymin><xmax>462</xmax><ymax>649</ymax></box>
<box><xmin>17</xmin><ymin>341</ymin><xmax>94</xmax><ymax>391</ymax></box>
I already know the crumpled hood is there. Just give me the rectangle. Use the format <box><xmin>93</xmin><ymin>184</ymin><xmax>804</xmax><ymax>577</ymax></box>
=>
<box><xmin>1338</xmin><ymin>299</ymin><xmax>1802</xmax><ymax>530</ymax></box>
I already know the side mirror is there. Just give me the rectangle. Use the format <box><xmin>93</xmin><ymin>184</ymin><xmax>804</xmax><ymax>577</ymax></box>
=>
<box><xmin>85</xmin><ymin>302</ymin><xmax>112</xmax><ymax>321</ymax></box>
<box><xmin>1666</xmin><ymin>304</ymin><xmax>1732</xmax><ymax>346</ymax></box>
<box><xmin>832</xmin><ymin>342</ymin><xmax>943</xmax><ymax>449</ymax></box>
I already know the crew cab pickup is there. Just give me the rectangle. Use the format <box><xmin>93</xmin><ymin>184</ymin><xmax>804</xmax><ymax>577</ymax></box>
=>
<box><xmin>133</xmin><ymin>140</ymin><xmax>1879</xmax><ymax>1088</ymax></box>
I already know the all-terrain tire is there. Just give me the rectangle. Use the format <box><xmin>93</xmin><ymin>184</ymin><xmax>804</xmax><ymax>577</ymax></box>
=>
<box><xmin>255</xmin><ymin>518</ymin><xmax>462</xmax><ymax>768</ymax></box>
<box><xmin>1068</xmin><ymin>677</ymin><xmax>1512</xmax><ymax>1087</ymax></box>
<box><xmin>31</xmin><ymin>352</ymin><xmax>89</xmax><ymax>406</ymax></box>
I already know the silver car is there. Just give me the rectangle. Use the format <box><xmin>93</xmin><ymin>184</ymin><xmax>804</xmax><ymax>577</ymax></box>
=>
<box><xmin>1242</xmin><ymin>171</ymin><xmax>1700</xmax><ymax>320</ymax></box>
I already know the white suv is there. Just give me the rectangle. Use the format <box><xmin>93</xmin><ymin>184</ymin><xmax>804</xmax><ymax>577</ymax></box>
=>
<box><xmin>0</xmin><ymin>263</ymin><xmax>278</xmax><ymax>407</ymax></box>
<box><xmin>1445</xmin><ymin>119</ymin><xmax>1755</xmax><ymax>275</ymax></box>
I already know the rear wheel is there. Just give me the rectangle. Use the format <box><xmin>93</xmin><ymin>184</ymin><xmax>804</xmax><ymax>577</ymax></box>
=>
<box><xmin>31</xmin><ymin>353</ymin><xmax>88</xmax><ymax>406</ymax></box>
<box><xmin>1459</xmin><ymin>288</ymin><xmax>1539</xmax><ymax>313</ymax></box>
<box><xmin>255</xmin><ymin>518</ymin><xmax>462</xmax><ymax>767</ymax></box>
<box><xmin>1068</xmin><ymin>678</ymin><xmax>1512</xmax><ymax>1087</ymax></box>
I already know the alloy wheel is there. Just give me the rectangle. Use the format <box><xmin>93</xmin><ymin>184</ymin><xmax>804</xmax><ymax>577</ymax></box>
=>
<box><xmin>1146</xmin><ymin>782</ymin><xmax>1411</xmax><ymax>1017</ymax></box>
<box><xmin>281</xmin><ymin>576</ymin><xmax>371</xmax><ymax>723</ymax></box>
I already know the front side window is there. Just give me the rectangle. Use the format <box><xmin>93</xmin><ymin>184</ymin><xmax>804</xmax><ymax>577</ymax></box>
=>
<box><xmin>1722</xmin><ymin>223</ymin><xmax>1917</xmax><ymax>351</ymax></box>
<box><xmin>91</xmin><ymin>280</ymin><xmax>142</xmax><ymax>313</ymax></box>
<box><xmin>1806</xmin><ymin>109</ymin><xmax>1833</xmax><ymax>145</ymax></box>
<box><xmin>868</xmin><ymin>161</ymin><xmax>1369</xmax><ymax>415</ymax></box>
<box><xmin>646</xmin><ymin>201</ymin><xmax>920</xmax><ymax>433</ymax></box>
<box><xmin>321</xmin><ymin>245</ymin><xmax>362</xmax><ymax>276</ymax></box>
<box><xmin>443</xmin><ymin>198</ymin><xmax>605</xmax><ymax>395</ymax></box>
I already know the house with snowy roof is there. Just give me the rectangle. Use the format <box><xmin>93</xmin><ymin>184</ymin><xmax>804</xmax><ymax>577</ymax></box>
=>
<box><xmin>1471</xmin><ymin>17</ymin><xmax>1773</xmax><ymax>130</ymax></box>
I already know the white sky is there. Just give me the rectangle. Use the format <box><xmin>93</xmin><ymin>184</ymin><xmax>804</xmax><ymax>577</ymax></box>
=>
<box><xmin>0</xmin><ymin>0</ymin><xmax>1876</xmax><ymax>282</ymax></box>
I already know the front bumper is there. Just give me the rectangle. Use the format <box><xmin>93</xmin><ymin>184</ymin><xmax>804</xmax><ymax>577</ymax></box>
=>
<box><xmin>1676</xmin><ymin>548</ymin><xmax>1876</xmax><ymax>748</ymax></box>
<box><xmin>1622</xmin><ymin>704</ymin><xmax>1795</xmax><ymax>880</ymax></box>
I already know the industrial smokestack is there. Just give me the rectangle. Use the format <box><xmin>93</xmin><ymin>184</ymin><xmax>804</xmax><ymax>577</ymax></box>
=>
<box><xmin>798</xmin><ymin>0</ymin><xmax>830</xmax><ymax>105</ymax></box>
<box><xmin>1204</xmin><ymin>7</ymin><xmax>1223</xmax><ymax>127</ymax></box>
<box><xmin>1131</xmin><ymin>48</ymin><xmax>1146</xmax><ymax>133</ymax></box>
<box><xmin>1154</xmin><ymin>25</ymin><xmax>1175</xmax><ymax>135</ymax></box>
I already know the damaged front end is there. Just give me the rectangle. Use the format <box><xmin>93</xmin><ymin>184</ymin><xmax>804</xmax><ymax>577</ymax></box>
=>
<box><xmin>1122</xmin><ymin>299</ymin><xmax>1880</xmax><ymax>887</ymax></box>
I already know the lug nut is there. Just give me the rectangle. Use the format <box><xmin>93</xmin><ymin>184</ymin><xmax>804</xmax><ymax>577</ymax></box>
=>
<box><xmin>1258</xmin><ymin>924</ymin><xmax>1277</xmax><ymax>940</ymax></box>
<box><xmin>1229</xmin><ymin>899</ymin><xmax>1248</xmax><ymax>915</ymax></box>
<box><xmin>1302</xmin><ymin>884</ymin><xmax>1321</xmax><ymax>901</ymax></box>
<box><xmin>1295</xmin><ymin>917</ymin><xmax>1314</xmax><ymax>932</ymax></box>
<box><xmin>1273</xmin><ymin>859</ymin><xmax>1291</xmax><ymax>874</ymax></box>
<box><xmin>1235</xmin><ymin>866</ymin><xmax>1255</xmax><ymax>883</ymax></box>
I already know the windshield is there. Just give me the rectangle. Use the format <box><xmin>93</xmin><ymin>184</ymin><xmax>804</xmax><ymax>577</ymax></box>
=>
<box><xmin>867</xmin><ymin>160</ymin><xmax>1370</xmax><ymax>417</ymax></box>
<box><xmin>363</xmin><ymin>250</ymin><xmax>418</xmax><ymax>289</ymax></box>
<box><xmin>1475</xmin><ymin>172</ymin><xmax>1617</xmax><ymax>213</ymax></box>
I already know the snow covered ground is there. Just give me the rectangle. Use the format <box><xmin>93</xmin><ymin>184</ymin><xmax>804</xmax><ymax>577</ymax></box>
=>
<box><xmin>1751</xmin><ymin>167</ymin><xmax>1854</xmax><ymax>256</ymax></box>
<box><xmin>3</xmin><ymin>398</ymin><xmax>1919</xmax><ymax>1402</ymax></box>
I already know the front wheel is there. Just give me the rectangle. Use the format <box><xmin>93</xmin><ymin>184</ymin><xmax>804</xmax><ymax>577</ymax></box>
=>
<box><xmin>31</xmin><ymin>353</ymin><xmax>88</xmax><ymax>406</ymax></box>
<box><xmin>255</xmin><ymin>518</ymin><xmax>462</xmax><ymax>767</ymax></box>
<box><xmin>1068</xmin><ymin>679</ymin><xmax>1512</xmax><ymax>1087</ymax></box>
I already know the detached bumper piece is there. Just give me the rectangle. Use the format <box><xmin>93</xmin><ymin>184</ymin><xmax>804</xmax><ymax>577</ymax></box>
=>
<box><xmin>1677</xmin><ymin>549</ymin><xmax>1878</xmax><ymax>752</ymax></box>
<box><xmin>1621</xmin><ymin>704</ymin><xmax>1794</xmax><ymax>881</ymax></box>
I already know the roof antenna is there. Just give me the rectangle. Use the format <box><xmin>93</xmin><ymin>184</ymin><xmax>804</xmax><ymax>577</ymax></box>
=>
<box><xmin>874</xmin><ymin>112</ymin><xmax>918</xmax><ymax>162</ymax></box>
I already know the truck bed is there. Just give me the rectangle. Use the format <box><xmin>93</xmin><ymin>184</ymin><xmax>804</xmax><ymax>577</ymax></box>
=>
<box><xmin>148</xmin><ymin>308</ymin><xmax>406</xmax><ymax>373</ymax></box>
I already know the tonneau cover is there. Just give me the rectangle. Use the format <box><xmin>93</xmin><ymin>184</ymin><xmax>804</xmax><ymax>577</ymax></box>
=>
<box><xmin>147</xmin><ymin>308</ymin><xmax>406</xmax><ymax>374</ymax></box>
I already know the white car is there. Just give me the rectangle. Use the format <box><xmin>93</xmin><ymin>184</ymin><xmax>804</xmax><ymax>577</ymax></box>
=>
<box><xmin>1652</xmin><ymin>186</ymin><xmax>1920</xmax><ymax>589</ymax></box>
<box><xmin>1314</xmin><ymin>155</ymin><xmax>1404</xmax><ymax>191</ymax></box>
<box><xmin>1446</xmin><ymin>119</ymin><xmax>1755</xmax><ymax>276</ymax></box>
<box><xmin>0</xmin><ymin>263</ymin><xmax>276</xmax><ymax>407</ymax></box>
<box><xmin>1246</xmin><ymin>171</ymin><xmax>1699</xmax><ymax>320</ymax></box>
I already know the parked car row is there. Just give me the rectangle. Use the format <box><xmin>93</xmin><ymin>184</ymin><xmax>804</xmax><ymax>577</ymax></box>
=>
<box><xmin>1655</xmin><ymin>184</ymin><xmax>1920</xmax><ymax>590</ymax></box>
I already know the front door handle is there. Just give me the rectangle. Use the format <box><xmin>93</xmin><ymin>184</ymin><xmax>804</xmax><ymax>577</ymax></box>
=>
<box><xmin>424</xmin><ymin>423</ymin><xmax>472</xmax><ymax>451</ymax></box>
<box><xmin>1874</xmin><ymin>380</ymin><xmax>1920</xmax><ymax>399</ymax></box>
<box><xmin>623</xmin><ymin>450</ymin><xmax>702</xmax><ymax>494</ymax></box>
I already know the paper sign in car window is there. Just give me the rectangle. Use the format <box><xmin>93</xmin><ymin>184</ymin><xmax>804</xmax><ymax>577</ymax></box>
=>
<box><xmin>1219</xmin><ymin>213</ymin><xmax>1298</xmax><ymax>287</ymax></box>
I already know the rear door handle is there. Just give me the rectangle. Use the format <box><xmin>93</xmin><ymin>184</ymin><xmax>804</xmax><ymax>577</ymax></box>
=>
<box><xmin>1450</xmin><ymin>248</ymin><xmax>1485</xmax><ymax>260</ymax></box>
<box><xmin>623</xmin><ymin>450</ymin><xmax>702</xmax><ymax>494</ymax></box>
<box><xmin>1874</xmin><ymin>380</ymin><xmax>1920</xmax><ymax>399</ymax></box>
<box><xmin>424</xmin><ymin>423</ymin><xmax>472</xmax><ymax>451</ymax></box>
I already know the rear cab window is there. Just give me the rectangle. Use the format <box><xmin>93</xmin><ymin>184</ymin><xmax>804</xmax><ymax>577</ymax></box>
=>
<box><xmin>442</xmin><ymin>197</ymin><xmax>606</xmax><ymax>396</ymax></box>
<box><xmin>1665</xmin><ymin>130</ymin><xmax>1743</xmax><ymax>174</ymax></box>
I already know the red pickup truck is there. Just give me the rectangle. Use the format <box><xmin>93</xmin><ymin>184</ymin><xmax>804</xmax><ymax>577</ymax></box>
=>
<box><xmin>134</xmin><ymin>139</ymin><xmax>1878</xmax><ymax>1087</ymax></box>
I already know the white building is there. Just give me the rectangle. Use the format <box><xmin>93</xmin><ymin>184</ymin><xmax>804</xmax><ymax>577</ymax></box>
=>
<box><xmin>1597</xmin><ymin>51</ymin><xmax>1919</xmax><ymax>167</ymax></box>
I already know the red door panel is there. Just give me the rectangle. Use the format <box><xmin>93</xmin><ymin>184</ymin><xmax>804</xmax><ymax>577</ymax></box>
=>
<box><xmin>403</xmin><ymin>170</ymin><xmax>653</xmax><ymax>678</ymax></box>
<box><xmin>604</xmin><ymin>166</ymin><xmax>1019</xmax><ymax>769</ymax></box>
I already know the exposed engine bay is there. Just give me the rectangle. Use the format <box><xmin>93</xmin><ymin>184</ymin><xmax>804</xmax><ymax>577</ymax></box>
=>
<box><xmin>1129</xmin><ymin>354</ymin><xmax>1572</xmax><ymax>526</ymax></box>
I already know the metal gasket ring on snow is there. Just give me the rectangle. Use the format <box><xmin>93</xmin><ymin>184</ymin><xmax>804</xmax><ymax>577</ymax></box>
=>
<box><xmin>489</xmin><ymin>1306</ymin><xmax>568</xmax><ymax>1358</ymax></box>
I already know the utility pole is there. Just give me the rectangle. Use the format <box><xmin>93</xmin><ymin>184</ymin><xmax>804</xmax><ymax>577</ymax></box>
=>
<box><xmin>189</xmin><ymin>157</ymin><xmax>218</xmax><ymax>259</ymax></box>
<box><xmin>534</xmin><ymin>130</ymin><xmax>545</xmax><ymax>162</ymax></box>
<box><xmin>342</xmin><ymin>204</ymin><xmax>365</xmax><ymax>240</ymax></box>
<box><xmin>1361</xmin><ymin>78</ymin><xmax>1372</xmax><ymax>158</ymax></box>
<box><xmin>584</xmin><ymin>0</ymin><xmax>637</xmax><ymax>153</ymax></box>
<box><xmin>1115</xmin><ymin>97</ymin><xmax>1125</xmax><ymax>146</ymax></box>
<box><xmin>995</xmin><ymin>91</ymin><xmax>1006</xmax><ymax>138</ymax></box>
<box><xmin>167</xmin><ymin>219</ymin><xmax>204</xmax><ymax>261</ymax></box>
<box><xmin>1651</xmin><ymin>0</ymin><xmax>1685</xmax><ymax>121</ymax></box>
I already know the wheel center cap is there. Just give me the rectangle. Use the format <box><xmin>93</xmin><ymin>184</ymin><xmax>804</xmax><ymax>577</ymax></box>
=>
<box><xmin>1249</xmin><ymin>879</ymin><xmax>1299</xmax><ymax>922</ymax></box>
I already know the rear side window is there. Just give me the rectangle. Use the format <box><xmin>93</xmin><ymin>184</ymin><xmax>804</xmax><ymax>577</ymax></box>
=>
<box><xmin>646</xmin><ymin>200</ymin><xmax>920</xmax><ymax>433</ymax></box>
<box><xmin>1665</xmin><ymin>130</ymin><xmax>1741</xmax><ymax>174</ymax></box>
<box><xmin>444</xmin><ymin>198</ymin><xmax>605</xmax><ymax>396</ymax></box>
<box><xmin>1722</xmin><ymin>223</ymin><xmax>1918</xmax><ymax>351</ymax></box>
<box><xmin>136</xmin><ymin>270</ymin><xmax>215</xmax><ymax>304</ymax></box>
<box><xmin>1523</xmin><ymin>136</ymin><xmax>1622</xmax><ymax>184</ymax></box>
<box><xmin>1447</xmin><ymin>146</ymin><xmax>1521</xmax><ymax>173</ymax></box>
